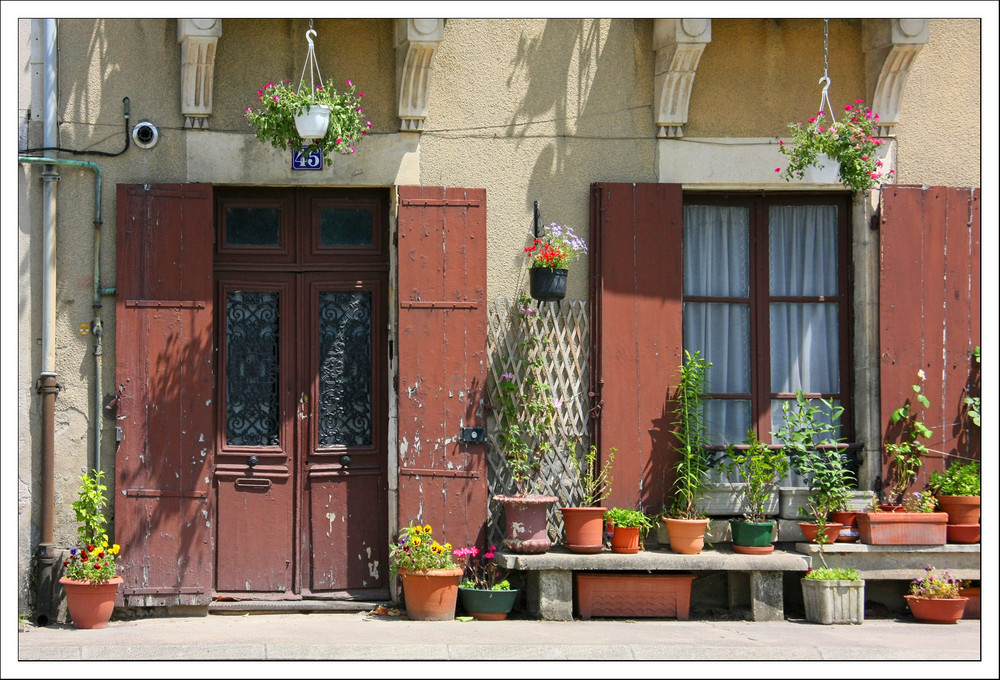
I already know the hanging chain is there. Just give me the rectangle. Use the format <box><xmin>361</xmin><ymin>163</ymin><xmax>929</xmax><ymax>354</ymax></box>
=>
<box><xmin>297</xmin><ymin>21</ymin><xmax>324</xmax><ymax>97</ymax></box>
<box><xmin>817</xmin><ymin>18</ymin><xmax>835</xmax><ymax>124</ymax></box>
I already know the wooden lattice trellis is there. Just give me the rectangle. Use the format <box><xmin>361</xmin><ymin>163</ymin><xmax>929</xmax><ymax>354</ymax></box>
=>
<box><xmin>485</xmin><ymin>297</ymin><xmax>590</xmax><ymax>547</ymax></box>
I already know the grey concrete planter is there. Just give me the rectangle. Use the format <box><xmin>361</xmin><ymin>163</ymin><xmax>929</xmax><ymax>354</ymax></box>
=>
<box><xmin>779</xmin><ymin>488</ymin><xmax>877</xmax><ymax>519</ymax></box>
<box><xmin>701</xmin><ymin>483</ymin><xmax>780</xmax><ymax>517</ymax></box>
<box><xmin>801</xmin><ymin>578</ymin><xmax>865</xmax><ymax>625</ymax></box>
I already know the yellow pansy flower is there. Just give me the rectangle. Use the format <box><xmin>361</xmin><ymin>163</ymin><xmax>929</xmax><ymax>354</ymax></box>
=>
<box><xmin>412</xmin><ymin>536</ymin><xmax>421</xmax><ymax>547</ymax></box>
<box><xmin>412</xmin><ymin>525</ymin><xmax>424</xmax><ymax>535</ymax></box>
<box><xmin>423</xmin><ymin>524</ymin><xmax>433</xmax><ymax>535</ymax></box>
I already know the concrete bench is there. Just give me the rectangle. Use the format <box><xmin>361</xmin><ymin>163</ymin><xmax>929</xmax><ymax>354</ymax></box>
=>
<box><xmin>497</xmin><ymin>546</ymin><xmax>811</xmax><ymax>622</ymax></box>
<box><xmin>794</xmin><ymin>543</ymin><xmax>981</xmax><ymax>580</ymax></box>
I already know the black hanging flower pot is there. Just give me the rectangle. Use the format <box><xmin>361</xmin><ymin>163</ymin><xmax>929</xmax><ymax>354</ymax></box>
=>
<box><xmin>529</xmin><ymin>267</ymin><xmax>567</xmax><ymax>302</ymax></box>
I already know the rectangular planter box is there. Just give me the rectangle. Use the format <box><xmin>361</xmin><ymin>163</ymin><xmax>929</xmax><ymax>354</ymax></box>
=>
<box><xmin>701</xmin><ymin>483</ymin><xmax>780</xmax><ymax>517</ymax></box>
<box><xmin>801</xmin><ymin>578</ymin><xmax>865</xmax><ymax>624</ymax></box>
<box><xmin>575</xmin><ymin>572</ymin><xmax>695</xmax><ymax>620</ymax></box>
<box><xmin>780</xmin><ymin>488</ymin><xmax>877</xmax><ymax>520</ymax></box>
<box><xmin>857</xmin><ymin>512</ymin><xmax>947</xmax><ymax>545</ymax></box>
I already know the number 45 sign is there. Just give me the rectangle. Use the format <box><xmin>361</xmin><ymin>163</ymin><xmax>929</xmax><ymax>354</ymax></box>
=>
<box><xmin>292</xmin><ymin>147</ymin><xmax>324</xmax><ymax>171</ymax></box>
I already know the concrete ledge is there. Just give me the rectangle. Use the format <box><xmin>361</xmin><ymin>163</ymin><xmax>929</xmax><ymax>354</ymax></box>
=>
<box><xmin>795</xmin><ymin>543</ymin><xmax>981</xmax><ymax>580</ymax></box>
<box><xmin>498</xmin><ymin>545</ymin><xmax>811</xmax><ymax>572</ymax></box>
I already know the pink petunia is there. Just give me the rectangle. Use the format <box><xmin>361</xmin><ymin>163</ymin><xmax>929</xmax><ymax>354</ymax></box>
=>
<box><xmin>346</xmin><ymin>79</ymin><xmax>352</xmax><ymax>87</ymax></box>
<box><xmin>855</xmin><ymin>98</ymin><xmax>863</xmax><ymax>104</ymax></box>
<box><xmin>775</xmin><ymin>168</ymin><xmax>781</xmax><ymax>173</ymax></box>
<box><xmin>808</xmin><ymin>117</ymin><xmax>817</xmax><ymax>123</ymax></box>
<box><xmin>845</xmin><ymin>105</ymin><xmax>852</xmax><ymax>111</ymax></box>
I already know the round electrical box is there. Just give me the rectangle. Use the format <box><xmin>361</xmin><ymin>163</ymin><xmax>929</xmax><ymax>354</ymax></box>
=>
<box><xmin>132</xmin><ymin>121</ymin><xmax>159</xmax><ymax>149</ymax></box>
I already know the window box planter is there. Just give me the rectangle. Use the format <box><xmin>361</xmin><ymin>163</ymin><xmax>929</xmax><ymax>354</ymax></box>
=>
<box><xmin>801</xmin><ymin>578</ymin><xmax>865</xmax><ymax>625</ymax></box>
<box><xmin>575</xmin><ymin>572</ymin><xmax>696</xmax><ymax>620</ymax></box>
<box><xmin>857</xmin><ymin>512</ymin><xmax>947</xmax><ymax>545</ymax></box>
<box><xmin>701</xmin><ymin>483</ymin><xmax>779</xmax><ymax>517</ymax></box>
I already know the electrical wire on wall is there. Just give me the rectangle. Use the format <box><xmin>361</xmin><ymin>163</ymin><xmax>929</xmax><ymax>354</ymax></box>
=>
<box><xmin>19</xmin><ymin>97</ymin><xmax>131</xmax><ymax>157</ymax></box>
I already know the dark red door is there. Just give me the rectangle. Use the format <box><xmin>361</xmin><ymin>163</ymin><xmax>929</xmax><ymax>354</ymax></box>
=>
<box><xmin>213</xmin><ymin>188</ymin><xmax>389</xmax><ymax>600</ymax></box>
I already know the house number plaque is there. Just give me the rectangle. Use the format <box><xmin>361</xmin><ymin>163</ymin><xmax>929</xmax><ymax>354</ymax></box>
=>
<box><xmin>292</xmin><ymin>148</ymin><xmax>324</xmax><ymax>171</ymax></box>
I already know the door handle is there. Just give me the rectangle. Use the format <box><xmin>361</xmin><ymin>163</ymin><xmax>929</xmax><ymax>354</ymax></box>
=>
<box><xmin>340</xmin><ymin>455</ymin><xmax>351</xmax><ymax>467</ymax></box>
<box><xmin>298</xmin><ymin>393</ymin><xmax>309</xmax><ymax>420</ymax></box>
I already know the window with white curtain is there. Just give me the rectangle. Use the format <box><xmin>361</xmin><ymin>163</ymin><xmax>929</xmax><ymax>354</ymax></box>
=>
<box><xmin>682</xmin><ymin>196</ymin><xmax>851</xmax><ymax>484</ymax></box>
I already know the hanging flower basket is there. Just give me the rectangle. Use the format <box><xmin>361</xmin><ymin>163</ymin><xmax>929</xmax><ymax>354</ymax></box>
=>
<box><xmin>244</xmin><ymin>29</ymin><xmax>372</xmax><ymax>166</ymax></box>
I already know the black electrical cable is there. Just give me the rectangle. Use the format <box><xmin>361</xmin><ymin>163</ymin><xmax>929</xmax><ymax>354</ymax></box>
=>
<box><xmin>19</xmin><ymin>97</ymin><xmax>131</xmax><ymax>157</ymax></box>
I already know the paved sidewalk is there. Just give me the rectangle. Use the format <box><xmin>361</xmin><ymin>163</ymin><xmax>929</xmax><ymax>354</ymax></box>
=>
<box><xmin>12</xmin><ymin>611</ymin><xmax>986</xmax><ymax>667</ymax></box>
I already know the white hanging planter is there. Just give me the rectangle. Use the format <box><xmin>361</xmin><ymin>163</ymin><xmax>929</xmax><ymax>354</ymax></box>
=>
<box><xmin>801</xmin><ymin>153</ymin><xmax>841</xmax><ymax>184</ymax></box>
<box><xmin>294</xmin><ymin>104</ymin><xmax>331</xmax><ymax>142</ymax></box>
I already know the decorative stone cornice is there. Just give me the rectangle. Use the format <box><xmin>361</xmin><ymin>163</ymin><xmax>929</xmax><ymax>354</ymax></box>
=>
<box><xmin>177</xmin><ymin>19</ymin><xmax>222</xmax><ymax>130</ymax></box>
<box><xmin>395</xmin><ymin>19</ymin><xmax>444</xmax><ymax>132</ymax></box>
<box><xmin>653</xmin><ymin>18</ymin><xmax>711</xmax><ymax>138</ymax></box>
<box><xmin>863</xmin><ymin>19</ymin><xmax>929</xmax><ymax>137</ymax></box>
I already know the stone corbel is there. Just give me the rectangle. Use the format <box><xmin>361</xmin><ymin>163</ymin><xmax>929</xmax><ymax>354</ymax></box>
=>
<box><xmin>395</xmin><ymin>19</ymin><xmax>444</xmax><ymax>132</ymax></box>
<box><xmin>177</xmin><ymin>19</ymin><xmax>222</xmax><ymax>130</ymax></box>
<box><xmin>653</xmin><ymin>18</ymin><xmax>711</xmax><ymax>138</ymax></box>
<box><xmin>863</xmin><ymin>19</ymin><xmax>929</xmax><ymax>137</ymax></box>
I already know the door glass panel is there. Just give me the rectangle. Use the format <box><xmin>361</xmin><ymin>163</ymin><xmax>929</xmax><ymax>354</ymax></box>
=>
<box><xmin>769</xmin><ymin>302</ymin><xmax>840</xmax><ymax>393</ymax></box>
<box><xmin>225</xmin><ymin>207</ymin><xmax>281</xmax><ymax>246</ymax></box>
<box><xmin>225</xmin><ymin>291</ymin><xmax>280</xmax><ymax>446</ymax></box>
<box><xmin>318</xmin><ymin>291</ymin><xmax>372</xmax><ymax>446</ymax></box>
<box><xmin>319</xmin><ymin>208</ymin><xmax>373</xmax><ymax>247</ymax></box>
<box><xmin>768</xmin><ymin>205</ymin><xmax>838</xmax><ymax>296</ymax></box>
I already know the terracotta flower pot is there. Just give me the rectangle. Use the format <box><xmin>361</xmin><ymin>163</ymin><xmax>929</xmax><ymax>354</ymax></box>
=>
<box><xmin>59</xmin><ymin>576</ymin><xmax>123</xmax><ymax>629</ymax></box>
<box><xmin>494</xmin><ymin>494</ymin><xmax>557</xmax><ymax>554</ymax></box>
<box><xmin>661</xmin><ymin>517</ymin><xmax>709</xmax><ymax>554</ymax></box>
<box><xmin>798</xmin><ymin>522</ymin><xmax>843</xmax><ymax>544</ymax></box>
<box><xmin>959</xmin><ymin>587</ymin><xmax>980</xmax><ymax>619</ymax></box>
<box><xmin>946</xmin><ymin>523</ymin><xmax>981</xmax><ymax>544</ymax></box>
<box><xmin>904</xmin><ymin>594</ymin><xmax>968</xmax><ymax>624</ymax></box>
<box><xmin>857</xmin><ymin>512</ymin><xmax>947</xmax><ymax>545</ymax></box>
<box><xmin>936</xmin><ymin>495</ymin><xmax>981</xmax><ymax>525</ymax></box>
<box><xmin>559</xmin><ymin>506</ymin><xmax>608</xmax><ymax>553</ymax></box>
<box><xmin>610</xmin><ymin>525</ymin><xmax>641</xmax><ymax>554</ymax></box>
<box><xmin>829</xmin><ymin>511</ymin><xmax>860</xmax><ymax>542</ymax></box>
<box><xmin>398</xmin><ymin>567</ymin><xmax>463</xmax><ymax>621</ymax></box>
<box><xmin>576</xmin><ymin>573</ymin><xmax>696</xmax><ymax>620</ymax></box>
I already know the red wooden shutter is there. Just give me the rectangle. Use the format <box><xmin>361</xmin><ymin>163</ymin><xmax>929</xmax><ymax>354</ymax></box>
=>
<box><xmin>114</xmin><ymin>183</ymin><xmax>215</xmax><ymax>606</ymax></box>
<box><xmin>879</xmin><ymin>185</ymin><xmax>981</xmax><ymax>491</ymax></box>
<box><xmin>396</xmin><ymin>186</ymin><xmax>489</xmax><ymax>547</ymax></box>
<box><xmin>590</xmin><ymin>182</ymin><xmax>684</xmax><ymax>510</ymax></box>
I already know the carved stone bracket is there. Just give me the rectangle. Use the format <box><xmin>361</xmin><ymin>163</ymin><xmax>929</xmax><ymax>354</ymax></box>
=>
<box><xmin>653</xmin><ymin>18</ymin><xmax>712</xmax><ymax>138</ymax></box>
<box><xmin>178</xmin><ymin>19</ymin><xmax>222</xmax><ymax>130</ymax></box>
<box><xmin>863</xmin><ymin>19</ymin><xmax>929</xmax><ymax>137</ymax></box>
<box><xmin>395</xmin><ymin>19</ymin><xmax>444</xmax><ymax>132</ymax></box>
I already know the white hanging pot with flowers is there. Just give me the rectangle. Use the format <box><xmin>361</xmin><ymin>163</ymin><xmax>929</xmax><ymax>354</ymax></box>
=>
<box><xmin>774</xmin><ymin>19</ymin><xmax>893</xmax><ymax>194</ymax></box>
<box><xmin>245</xmin><ymin>25</ymin><xmax>372</xmax><ymax>166</ymax></box>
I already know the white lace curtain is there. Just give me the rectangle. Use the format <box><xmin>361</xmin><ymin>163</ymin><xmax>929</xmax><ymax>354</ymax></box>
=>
<box><xmin>683</xmin><ymin>204</ymin><xmax>841</xmax><ymax>485</ymax></box>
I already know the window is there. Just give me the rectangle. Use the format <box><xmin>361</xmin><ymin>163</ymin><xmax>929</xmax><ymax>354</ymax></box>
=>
<box><xmin>682</xmin><ymin>194</ymin><xmax>852</xmax><ymax>483</ymax></box>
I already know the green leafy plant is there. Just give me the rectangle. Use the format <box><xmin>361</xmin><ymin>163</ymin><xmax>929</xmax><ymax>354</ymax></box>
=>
<box><xmin>494</xmin><ymin>293</ymin><xmax>559</xmax><ymax>495</ymax></box>
<box><xmin>63</xmin><ymin>470</ymin><xmax>121</xmax><ymax>582</ymax></box>
<box><xmin>245</xmin><ymin>79</ymin><xmax>371</xmax><ymax>166</ymax></box>
<box><xmin>910</xmin><ymin>567</ymin><xmax>961</xmax><ymax>599</ymax></box>
<box><xmin>928</xmin><ymin>461</ymin><xmax>980</xmax><ymax>497</ymax></box>
<box><xmin>805</xmin><ymin>567</ymin><xmax>860</xmax><ymax>581</ymax></box>
<box><xmin>604</xmin><ymin>507</ymin><xmax>654</xmax><ymax>536</ymax></box>
<box><xmin>668</xmin><ymin>350</ymin><xmax>712</xmax><ymax>520</ymax></box>
<box><xmin>884</xmin><ymin>370</ymin><xmax>932</xmax><ymax>505</ymax></box>
<box><xmin>524</xmin><ymin>222</ymin><xmax>588</xmax><ymax>270</ymax></box>
<box><xmin>902</xmin><ymin>491</ymin><xmax>937</xmax><ymax>513</ymax></box>
<box><xmin>773</xmin><ymin>391</ymin><xmax>853</xmax><ymax>522</ymax></box>
<box><xmin>964</xmin><ymin>346</ymin><xmax>980</xmax><ymax>427</ymax></box>
<box><xmin>575</xmin><ymin>445</ymin><xmax>615</xmax><ymax>507</ymax></box>
<box><xmin>388</xmin><ymin>523</ymin><xmax>459</xmax><ymax>575</ymax></box>
<box><xmin>719</xmin><ymin>428</ymin><xmax>790</xmax><ymax>523</ymax></box>
<box><xmin>452</xmin><ymin>543</ymin><xmax>510</xmax><ymax>590</ymax></box>
<box><xmin>777</xmin><ymin>99</ymin><xmax>893</xmax><ymax>194</ymax></box>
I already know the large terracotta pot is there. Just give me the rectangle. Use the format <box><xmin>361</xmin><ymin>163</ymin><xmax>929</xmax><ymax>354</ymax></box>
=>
<box><xmin>936</xmin><ymin>495</ymin><xmax>981</xmax><ymax>525</ymax></box>
<box><xmin>609</xmin><ymin>525</ymin><xmax>641</xmax><ymax>554</ymax></box>
<box><xmin>494</xmin><ymin>494</ymin><xmax>557</xmax><ymax>554</ymax></box>
<box><xmin>458</xmin><ymin>587</ymin><xmax>519</xmax><ymax>621</ymax></box>
<box><xmin>904</xmin><ymin>595</ymin><xmax>968</xmax><ymax>624</ymax></box>
<box><xmin>559</xmin><ymin>506</ymin><xmax>608</xmax><ymax>553</ymax></box>
<box><xmin>946</xmin><ymin>523</ymin><xmax>981</xmax><ymax>544</ymax></box>
<box><xmin>59</xmin><ymin>576</ymin><xmax>123</xmax><ymax>629</ymax></box>
<box><xmin>398</xmin><ymin>567</ymin><xmax>463</xmax><ymax>621</ymax></box>
<box><xmin>857</xmin><ymin>512</ymin><xmax>947</xmax><ymax>545</ymax></box>
<box><xmin>959</xmin><ymin>587</ymin><xmax>981</xmax><ymax>619</ymax></box>
<box><xmin>661</xmin><ymin>517</ymin><xmax>709</xmax><ymax>555</ymax></box>
<box><xmin>798</xmin><ymin>522</ymin><xmax>843</xmax><ymax>544</ymax></box>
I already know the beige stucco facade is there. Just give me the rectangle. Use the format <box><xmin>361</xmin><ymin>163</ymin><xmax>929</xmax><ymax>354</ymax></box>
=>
<box><xmin>15</xmin><ymin>17</ymin><xmax>981</xmax><ymax>618</ymax></box>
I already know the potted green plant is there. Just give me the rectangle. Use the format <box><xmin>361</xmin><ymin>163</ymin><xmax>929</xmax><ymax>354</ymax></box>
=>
<box><xmin>928</xmin><ymin>460</ymin><xmax>981</xmax><ymax>543</ymax></box>
<box><xmin>777</xmin><ymin>98</ymin><xmax>893</xmax><ymax>194</ymax></box>
<box><xmin>719</xmin><ymin>429</ymin><xmax>789</xmax><ymax>554</ymax></box>
<box><xmin>801</xmin><ymin>567</ymin><xmax>865</xmax><ymax>625</ymax></box>
<box><xmin>523</xmin><ymin>221</ymin><xmax>588</xmax><ymax>301</ymax></box>
<box><xmin>905</xmin><ymin>567</ymin><xmax>968</xmax><ymax>624</ymax></box>
<box><xmin>389</xmin><ymin>522</ymin><xmax>463</xmax><ymax>621</ymax></box>
<box><xmin>452</xmin><ymin>543</ymin><xmax>518</xmax><ymax>621</ymax></box>
<box><xmin>604</xmin><ymin>507</ymin><xmax>654</xmax><ymax>554</ymax></box>
<box><xmin>559</xmin><ymin>445</ymin><xmax>615</xmax><ymax>553</ymax></box>
<box><xmin>773</xmin><ymin>391</ymin><xmax>853</xmax><ymax>544</ymax></box>
<box><xmin>59</xmin><ymin>469</ymin><xmax>123</xmax><ymax>629</ymax></box>
<box><xmin>883</xmin><ymin>370</ymin><xmax>932</xmax><ymax>506</ymax></box>
<box><xmin>245</xmin><ymin>78</ymin><xmax>371</xmax><ymax>166</ymax></box>
<box><xmin>662</xmin><ymin>350</ymin><xmax>713</xmax><ymax>554</ymax></box>
<box><xmin>492</xmin><ymin>294</ymin><xmax>561</xmax><ymax>553</ymax></box>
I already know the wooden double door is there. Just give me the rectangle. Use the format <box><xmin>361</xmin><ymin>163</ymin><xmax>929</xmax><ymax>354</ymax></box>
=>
<box><xmin>213</xmin><ymin>187</ymin><xmax>389</xmax><ymax>600</ymax></box>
